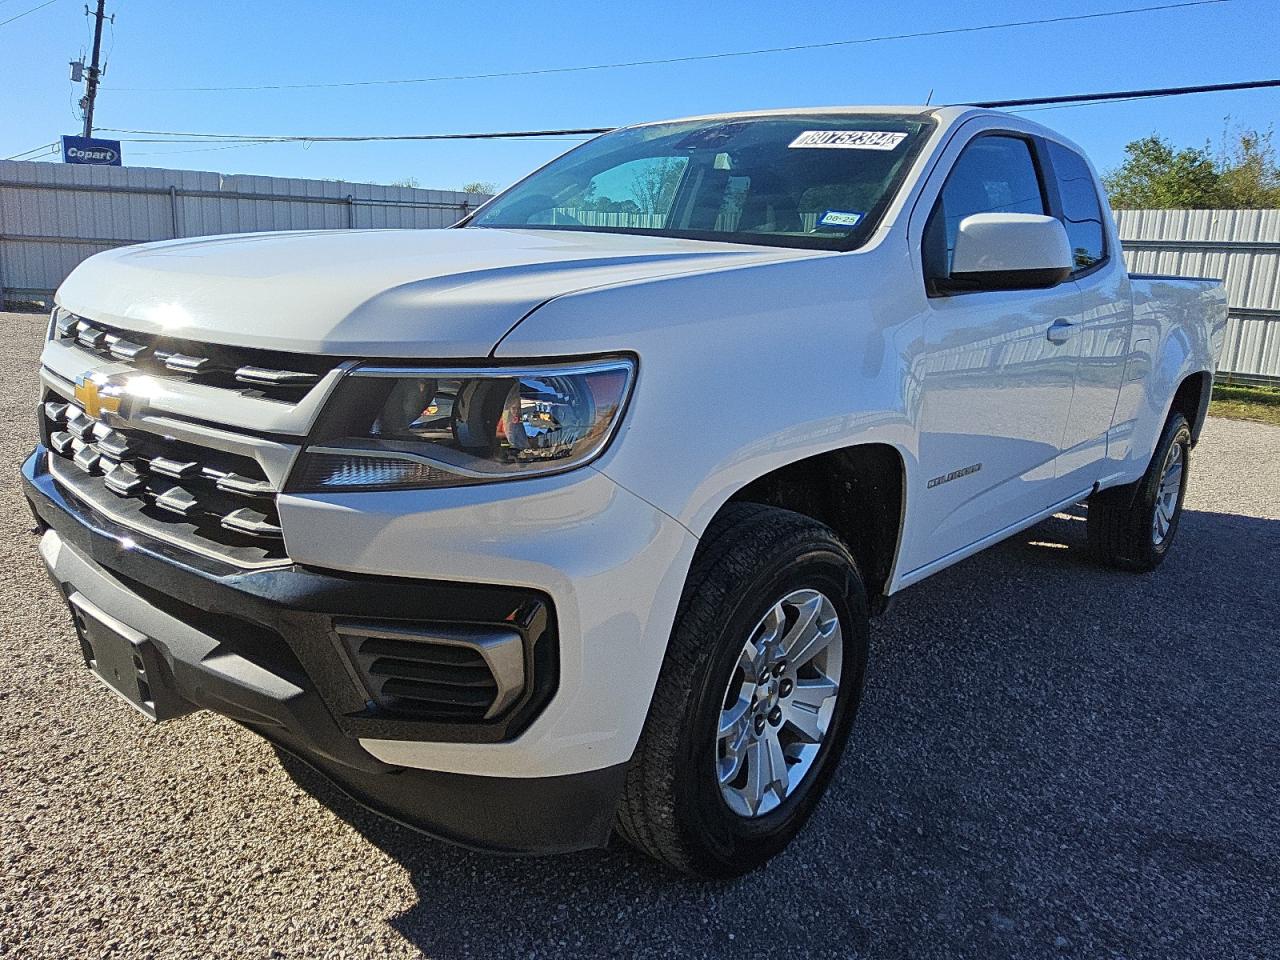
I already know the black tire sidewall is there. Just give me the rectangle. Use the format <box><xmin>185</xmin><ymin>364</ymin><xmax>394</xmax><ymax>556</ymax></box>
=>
<box><xmin>672</xmin><ymin>542</ymin><xmax>869</xmax><ymax>876</ymax></box>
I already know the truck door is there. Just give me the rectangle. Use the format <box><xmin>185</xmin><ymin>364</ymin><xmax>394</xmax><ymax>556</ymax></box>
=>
<box><xmin>902</xmin><ymin>132</ymin><xmax>1084</xmax><ymax>576</ymax></box>
<box><xmin>1041</xmin><ymin>139</ymin><xmax>1133</xmax><ymax>485</ymax></box>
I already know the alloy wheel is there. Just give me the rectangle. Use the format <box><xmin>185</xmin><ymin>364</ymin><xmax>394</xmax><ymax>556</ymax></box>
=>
<box><xmin>715</xmin><ymin>588</ymin><xmax>843</xmax><ymax>818</ymax></box>
<box><xmin>1152</xmin><ymin>441</ymin><xmax>1185</xmax><ymax>546</ymax></box>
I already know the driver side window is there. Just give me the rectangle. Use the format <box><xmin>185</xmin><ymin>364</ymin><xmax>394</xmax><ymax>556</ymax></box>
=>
<box><xmin>923</xmin><ymin>135</ymin><xmax>1048</xmax><ymax>288</ymax></box>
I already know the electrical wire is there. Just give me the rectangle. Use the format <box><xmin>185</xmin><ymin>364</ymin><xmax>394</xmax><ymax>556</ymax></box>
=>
<box><xmin>975</xmin><ymin>78</ymin><xmax>1280</xmax><ymax>108</ymax></box>
<box><xmin>128</xmin><ymin>141</ymin><xmax>279</xmax><ymax>157</ymax></box>
<box><xmin>0</xmin><ymin>0</ymin><xmax>58</xmax><ymax>28</ymax></box>
<box><xmin>14</xmin><ymin>79</ymin><xmax>1276</xmax><ymax>162</ymax></box>
<box><xmin>4</xmin><ymin>142</ymin><xmax>58</xmax><ymax>160</ymax></box>
<box><xmin>105</xmin><ymin>0</ymin><xmax>1233</xmax><ymax>93</ymax></box>
<box><xmin>93</xmin><ymin>79</ymin><xmax>1280</xmax><ymax>148</ymax></box>
<box><xmin>98</xmin><ymin>127</ymin><xmax>615</xmax><ymax>143</ymax></box>
<box><xmin>124</xmin><ymin>137</ymin><xmax>592</xmax><ymax>156</ymax></box>
<box><xmin>101</xmin><ymin>5</ymin><xmax>115</xmax><ymax>79</ymax></box>
<box><xmin>1011</xmin><ymin>96</ymin><xmax>1153</xmax><ymax>113</ymax></box>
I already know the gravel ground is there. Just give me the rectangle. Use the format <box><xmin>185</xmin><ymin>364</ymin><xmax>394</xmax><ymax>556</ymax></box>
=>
<box><xmin>1</xmin><ymin>310</ymin><xmax>1277</xmax><ymax>959</ymax></box>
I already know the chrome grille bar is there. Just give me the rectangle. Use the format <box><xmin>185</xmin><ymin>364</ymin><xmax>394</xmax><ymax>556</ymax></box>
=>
<box><xmin>106</xmin><ymin>335</ymin><xmax>149</xmax><ymax>361</ymax></box>
<box><xmin>234</xmin><ymin>365</ymin><xmax>319</xmax><ymax>387</ymax></box>
<box><xmin>52</xmin><ymin>314</ymin><xmax>336</xmax><ymax>403</ymax></box>
<box><xmin>40</xmin><ymin>394</ymin><xmax>287</xmax><ymax>552</ymax></box>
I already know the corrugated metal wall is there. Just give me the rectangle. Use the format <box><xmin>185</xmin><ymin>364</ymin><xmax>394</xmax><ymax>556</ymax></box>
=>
<box><xmin>1114</xmin><ymin>208</ymin><xmax>1280</xmax><ymax>382</ymax></box>
<box><xmin>0</xmin><ymin>159</ymin><xmax>491</xmax><ymax>300</ymax></box>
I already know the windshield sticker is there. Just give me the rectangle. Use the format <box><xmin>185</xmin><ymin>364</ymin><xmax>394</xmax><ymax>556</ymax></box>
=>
<box><xmin>818</xmin><ymin>210</ymin><xmax>863</xmax><ymax>228</ymax></box>
<box><xmin>789</xmin><ymin>130</ymin><xmax>908</xmax><ymax>151</ymax></box>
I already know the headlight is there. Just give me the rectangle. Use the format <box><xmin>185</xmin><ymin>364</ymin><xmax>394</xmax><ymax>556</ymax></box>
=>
<box><xmin>286</xmin><ymin>357</ymin><xmax>635</xmax><ymax>492</ymax></box>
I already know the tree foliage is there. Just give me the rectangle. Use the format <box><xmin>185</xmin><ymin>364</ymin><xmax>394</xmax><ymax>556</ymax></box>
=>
<box><xmin>1103</xmin><ymin>126</ymin><xmax>1280</xmax><ymax>209</ymax></box>
<box><xmin>629</xmin><ymin>158</ymin><xmax>685</xmax><ymax>214</ymax></box>
<box><xmin>1218</xmin><ymin>129</ymin><xmax>1280</xmax><ymax>208</ymax></box>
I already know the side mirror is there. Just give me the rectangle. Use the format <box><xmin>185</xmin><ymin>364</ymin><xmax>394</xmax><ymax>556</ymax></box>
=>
<box><xmin>943</xmin><ymin>213</ymin><xmax>1074</xmax><ymax>292</ymax></box>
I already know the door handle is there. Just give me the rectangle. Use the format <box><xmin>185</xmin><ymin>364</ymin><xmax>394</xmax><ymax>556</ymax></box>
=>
<box><xmin>1046</xmin><ymin>318</ymin><xmax>1075</xmax><ymax>344</ymax></box>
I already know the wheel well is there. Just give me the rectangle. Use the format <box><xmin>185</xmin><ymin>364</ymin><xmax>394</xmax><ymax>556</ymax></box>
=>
<box><xmin>1170</xmin><ymin>371</ymin><xmax>1213</xmax><ymax>445</ymax></box>
<box><xmin>725</xmin><ymin>444</ymin><xmax>904</xmax><ymax>612</ymax></box>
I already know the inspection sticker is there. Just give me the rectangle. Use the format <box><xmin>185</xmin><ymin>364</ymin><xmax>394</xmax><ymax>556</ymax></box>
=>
<box><xmin>818</xmin><ymin>210</ymin><xmax>863</xmax><ymax>228</ymax></box>
<box><xmin>788</xmin><ymin>130</ymin><xmax>908</xmax><ymax>150</ymax></box>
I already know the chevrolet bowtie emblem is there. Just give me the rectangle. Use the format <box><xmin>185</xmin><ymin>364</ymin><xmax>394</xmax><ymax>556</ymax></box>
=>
<box><xmin>73</xmin><ymin>374</ymin><xmax>124</xmax><ymax>419</ymax></box>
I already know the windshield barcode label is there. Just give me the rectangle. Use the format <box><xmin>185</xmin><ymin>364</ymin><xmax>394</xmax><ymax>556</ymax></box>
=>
<box><xmin>788</xmin><ymin>130</ymin><xmax>908</xmax><ymax>150</ymax></box>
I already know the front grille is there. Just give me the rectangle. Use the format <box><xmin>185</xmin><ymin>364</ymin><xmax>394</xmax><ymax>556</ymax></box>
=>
<box><xmin>38</xmin><ymin>309</ymin><xmax>352</xmax><ymax>566</ymax></box>
<box><xmin>41</xmin><ymin>392</ymin><xmax>288</xmax><ymax>566</ymax></box>
<box><xmin>337</xmin><ymin>620</ymin><xmax>527</xmax><ymax>723</ymax></box>
<box><xmin>54</xmin><ymin>313</ymin><xmax>341</xmax><ymax>404</ymax></box>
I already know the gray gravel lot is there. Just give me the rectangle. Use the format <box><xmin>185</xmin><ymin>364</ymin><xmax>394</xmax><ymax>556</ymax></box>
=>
<box><xmin>1</xmin><ymin>310</ymin><xmax>1277</xmax><ymax>959</ymax></box>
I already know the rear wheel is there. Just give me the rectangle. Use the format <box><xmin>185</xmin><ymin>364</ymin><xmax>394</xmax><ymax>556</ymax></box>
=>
<box><xmin>615</xmin><ymin>503</ymin><xmax>869</xmax><ymax>878</ymax></box>
<box><xmin>1087</xmin><ymin>412</ymin><xmax>1192</xmax><ymax>571</ymax></box>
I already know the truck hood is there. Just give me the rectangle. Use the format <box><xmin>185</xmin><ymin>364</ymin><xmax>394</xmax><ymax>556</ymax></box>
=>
<box><xmin>56</xmin><ymin>227</ymin><xmax>809</xmax><ymax>357</ymax></box>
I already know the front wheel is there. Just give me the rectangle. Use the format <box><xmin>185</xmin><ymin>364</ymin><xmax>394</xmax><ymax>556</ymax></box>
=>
<box><xmin>1087</xmin><ymin>412</ymin><xmax>1192</xmax><ymax>571</ymax></box>
<box><xmin>615</xmin><ymin>503</ymin><xmax>869</xmax><ymax>878</ymax></box>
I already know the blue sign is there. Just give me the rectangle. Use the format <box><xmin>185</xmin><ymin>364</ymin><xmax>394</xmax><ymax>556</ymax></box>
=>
<box><xmin>61</xmin><ymin>135</ymin><xmax>122</xmax><ymax>166</ymax></box>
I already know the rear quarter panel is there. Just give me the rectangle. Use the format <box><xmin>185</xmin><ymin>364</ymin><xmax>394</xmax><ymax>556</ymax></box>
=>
<box><xmin>1109</xmin><ymin>275</ymin><xmax>1227</xmax><ymax>478</ymax></box>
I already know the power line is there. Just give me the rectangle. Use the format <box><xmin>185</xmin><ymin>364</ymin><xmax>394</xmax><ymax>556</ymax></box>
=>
<box><xmin>99</xmin><ymin>126</ymin><xmax>615</xmax><ymax>143</ymax></box>
<box><xmin>4</xmin><ymin>142</ymin><xmax>58</xmax><ymax>161</ymax></box>
<box><xmin>975</xmin><ymin>78</ymin><xmax>1280</xmax><ymax>108</ymax></box>
<box><xmin>95</xmin><ymin>78</ymin><xmax>1280</xmax><ymax>148</ymax></box>
<box><xmin>123</xmin><ymin>137</ymin><xmax>592</xmax><ymax>156</ymax></box>
<box><xmin>0</xmin><ymin>0</ymin><xmax>58</xmax><ymax>28</ymax></box>
<box><xmin>1012</xmin><ymin>96</ymin><xmax>1156</xmax><ymax>114</ymax></box>
<box><xmin>14</xmin><ymin>79</ymin><xmax>1269</xmax><ymax>162</ymax></box>
<box><xmin>129</xmin><ymin>141</ymin><xmax>281</xmax><ymax>158</ymax></box>
<box><xmin>106</xmin><ymin>0</ymin><xmax>1232</xmax><ymax>93</ymax></box>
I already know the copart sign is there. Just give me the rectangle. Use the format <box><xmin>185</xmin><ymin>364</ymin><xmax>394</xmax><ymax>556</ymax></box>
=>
<box><xmin>61</xmin><ymin>135</ymin><xmax>122</xmax><ymax>166</ymax></box>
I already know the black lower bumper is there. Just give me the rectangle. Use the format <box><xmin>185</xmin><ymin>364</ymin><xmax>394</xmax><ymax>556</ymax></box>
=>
<box><xmin>22</xmin><ymin>448</ymin><xmax>624</xmax><ymax>854</ymax></box>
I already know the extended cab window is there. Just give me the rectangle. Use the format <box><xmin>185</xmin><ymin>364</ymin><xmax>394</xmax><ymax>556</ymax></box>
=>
<box><xmin>923</xmin><ymin>135</ymin><xmax>1047</xmax><ymax>283</ymax></box>
<box><xmin>467</xmin><ymin>114</ymin><xmax>935</xmax><ymax>251</ymax></box>
<box><xmin>1046</xmin><ymin>140</ymin><xmax>1107</xmax><ymax>271</ymax></box>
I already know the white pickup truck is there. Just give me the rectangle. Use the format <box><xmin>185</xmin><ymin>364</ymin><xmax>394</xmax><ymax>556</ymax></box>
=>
<box><xmin>24</xmin><ymin>105</ymin><xmax>1227</xmax><ymax>878</ymax></box>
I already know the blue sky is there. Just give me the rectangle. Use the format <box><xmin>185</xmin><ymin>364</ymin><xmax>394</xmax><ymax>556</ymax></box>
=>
<box><xmin>3</xmin><ymin>0</ymin><xmax>1277</xmax><ymax>191</ymax></box>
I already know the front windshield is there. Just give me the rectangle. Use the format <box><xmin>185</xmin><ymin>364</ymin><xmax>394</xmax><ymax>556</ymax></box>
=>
<box><xmin>466</xmin><ymin>113</ymin><xmax>935</xmax><ymax>251</ymax></box>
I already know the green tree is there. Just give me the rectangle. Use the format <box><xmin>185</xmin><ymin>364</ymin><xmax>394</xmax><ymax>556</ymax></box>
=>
<box><xmin>1103</xmin><ymin>126</ymin><xmax>1280</xmax><ymax>209</ymax></box>
<box><xmin>1102</xmin><ymin>136</ymin><xmax>1225</xmax><ymax>208</ymax></box>
<box><xmin>1217</xmin><ymin>127</ymin><xmax>1280</xmax><ymax>207</ymax></box>
<box><xmin>389</xmin><ymin>176</ymin><xmax>421</xmax><ymax>188</ymax></box>
<box><xmin>461</xmin><ymin>180</ymin><xmax>497</xmax><ymax>195</ymax></box>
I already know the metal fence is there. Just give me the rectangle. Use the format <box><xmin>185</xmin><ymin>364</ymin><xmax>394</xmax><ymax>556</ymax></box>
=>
<box><xmin>0</xmin><ymin>159</ymin><xmax>491</xmax><ymax>302</ymax></box>
<box><xmin>1114</xmin><ymin>208</ymin><xmax>1280</xmax><ymax>384</ymax></box>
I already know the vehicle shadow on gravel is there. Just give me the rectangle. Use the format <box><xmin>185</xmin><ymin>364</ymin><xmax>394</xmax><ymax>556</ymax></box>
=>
<box><xmin>278</xmin><ymin>505</ymin><xmax>1280</xmax><ymax>960</ymax></box>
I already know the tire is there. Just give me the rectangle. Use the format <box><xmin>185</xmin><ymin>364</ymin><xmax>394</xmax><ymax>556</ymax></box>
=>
<box><xmin>615</xmin><ymin>503</ymin><xmax>870</xmax><ymax>878</ymax></box>
<box><xmin>1087</xmin><ymin>412</ymin><xmax>1192</xmax><ymax>571</ymax></box>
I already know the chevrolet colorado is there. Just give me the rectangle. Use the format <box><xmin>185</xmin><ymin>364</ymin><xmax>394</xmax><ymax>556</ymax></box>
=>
<box><xmin>23</xmin><ymin>106</ymin><xmax>1227</xmax><ymax>878</ymax></box>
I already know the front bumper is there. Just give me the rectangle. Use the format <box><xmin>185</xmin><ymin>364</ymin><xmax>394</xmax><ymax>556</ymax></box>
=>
<box><xmin>24</xmin><ymin>448</ymin><xmax>683</xmax><ymax>853</ymax></box>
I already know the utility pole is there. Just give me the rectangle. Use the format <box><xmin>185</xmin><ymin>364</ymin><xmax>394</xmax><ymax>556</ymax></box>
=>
<box><xmin>80</xmin><ymin>0</ymin><xmax>108</xmax><ymax>138</ymax></box>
